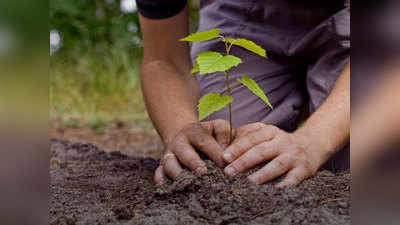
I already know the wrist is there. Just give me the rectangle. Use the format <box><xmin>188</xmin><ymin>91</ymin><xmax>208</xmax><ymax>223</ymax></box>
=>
<box><xmin>292</xmin><ymin>128</ymin><xmax>336</xmax><ymax>169</ymax></box>
<box><xmin>161</xmin><ymin>120</ymin><xmax>198</xmax><ymax>147</ymax></box>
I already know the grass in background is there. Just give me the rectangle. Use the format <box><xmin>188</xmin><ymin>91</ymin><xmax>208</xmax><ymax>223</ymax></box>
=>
<box><xmin>50</xmin><ymin>47</ymin><xmax>151</xmax><ymax>131</ymax></box>
<box><xmin>50</xmin><ymin>0</ymin><xmax>200</xmax><ymax>132</ymax></box>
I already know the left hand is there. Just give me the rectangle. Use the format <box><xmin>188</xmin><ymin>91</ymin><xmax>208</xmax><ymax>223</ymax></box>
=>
<box><xmin>222</xmin><ymin>123</ymin><xmax>327</xmax><ymax>187</ymax></box>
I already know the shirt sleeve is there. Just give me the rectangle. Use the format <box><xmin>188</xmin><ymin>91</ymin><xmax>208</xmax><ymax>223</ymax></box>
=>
<box><xmin>136</xmin><ymin>0</ymin><xmax>188</xmax><ymax>19</ymax></box>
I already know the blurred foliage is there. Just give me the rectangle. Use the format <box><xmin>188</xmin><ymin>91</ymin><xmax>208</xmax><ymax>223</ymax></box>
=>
<box><xmin>50</xmin><ymin>0</ymin><xmax>143</xmax><ymax>61</ymax></box>
<box><xmin>50</xmin><ymin>0</ymin><xmax>199</xmax><ymax>128</ymax></box>
<box><xmin>0</xmin><ymin>0</ymin><xmax>47</xmax><ymax>45</ymax></box>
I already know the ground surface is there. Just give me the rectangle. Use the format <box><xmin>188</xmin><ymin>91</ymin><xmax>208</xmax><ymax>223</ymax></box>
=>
<box><xmin>50</xmin><ymin>139</ymin><xmax>350</xmax><ymax>225</ymax></box>
<box><xmin>51</xmin><ymin>120</ymin><xmax>162</xmax><ymax>158</ymax></box>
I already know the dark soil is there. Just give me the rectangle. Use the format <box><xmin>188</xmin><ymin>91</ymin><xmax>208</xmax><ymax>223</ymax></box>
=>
<box><xmin>50</xmin><ymin>139</ymin><xmax>350</xmax><ymax>225</ymax></box>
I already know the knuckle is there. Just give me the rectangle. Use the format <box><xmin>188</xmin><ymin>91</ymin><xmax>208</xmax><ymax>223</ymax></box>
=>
<box><xmin>256</xmin><ymin>144</ymin><xmax>270</xmax><ymax>158</ymax></box>
<box><xmin>286</xmin><ymin>149</ymin><xmax>305</xmax><ymax>161</ymax></box>
<box><xmin>258</xmin><ymin>150</ymin><xmax>268</xmax><ymax>159</ymax></box>
<box><xmin>183</xmin><ymin>122</ymin><xmax>205</xmax><ymax>134</ymax></box>
<box><xmin>281</xmin><ymin>153</ymin><xmax>296</xmax><ymax>164</ymax></box>
<box><xmin>272</xmin><ymin>158</ymin><xmax>286</xmax><ymax>170</ymax></box>
<box><xmin>302</xmin><ymin>160</ymin><xmax>316</xmax><ymax>174</ymax></box>
<box><xmin>196</xmin><ymin>137</ymin><xmax>213</xmax><ymax>149</ymax></box>
<box><xmin>251</xmin><ymin>122</ymin><xmax>265</xmax><ymax>130</ymax></box>
<box><xmin>253</xmin><ymin>122</ymin><xmax>266</xmax><ymax>128</ymax></box>
<box><xmin>262</xmin><ymin>125</ymin><xmax>279</xmax><ymax>133</ymax></box>
<box><xmin>291</xmin><ymin>151</ymin><xmax>316</xmax><ymax>174</ymax></box>
<box><xmin>239</xmin><ymin>137</ymin><xmax>252</xmax><ymax>149</ymax></box>
<box><xmin>238</xmin><ymin>123</ymin><xmax>262</xmax><ymax>134</ymax></box>
<box><xmin>287</xmin><ymin>134</ymin><xmax>300</xmax><ymax>147</ymax></box>
<box><xmin>232</xmin><ymin>159</ymin><xmax>246</xmax><ymax>171</ymax></box>
<box><xmin>173</xmin><ymin>133</ymin><xmax>187</xmax><ymax>145</ymax></box>
<box><xmin>188</xmin><ymin>159</ymin><xmax>204</xmax><ymax>170</ymax></box>
<box><xmin>248</xmin><ymin>133</ymin><xmax>261</xmax><ymax>143</ymax></box>
<box><xmin>292</xmin><ymin>174</ymin><xmax>303</xmax><ymax>183</ymax></box>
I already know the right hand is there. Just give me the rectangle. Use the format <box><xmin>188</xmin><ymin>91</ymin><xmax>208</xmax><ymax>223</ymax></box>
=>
<box><xmin>154</xmin><ymin>119</ymin><xmax>234</xmax><ymax>185</ymax></box>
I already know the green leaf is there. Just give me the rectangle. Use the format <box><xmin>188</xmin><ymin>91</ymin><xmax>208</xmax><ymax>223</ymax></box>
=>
<box><xmin>198</xmin><ymin>93</ymin><xmax>233</xmax><ymax>121</ymax></box>
<box><xmin>237</xmin><ymin>75</ymin><xmax>273</xmax><ymax>110</ymax></box>
<box><xmin>191</xmin><ymin>61</ymin><xmax>199</xmax><ymax>74</ymax></box>
<box><xmin>226</xmin><ymin>38</ymin><xmax>267</xmax><ymax>58</ymax></box>
<box><xmin>180</xmin><ymin>29</ymin><xmax>221</xmax><ymax>42</ymax></box>
<box><xmin>196</xmin><ymin>51</ymin><xmax>242</xmax><ymax>75</ymax></box>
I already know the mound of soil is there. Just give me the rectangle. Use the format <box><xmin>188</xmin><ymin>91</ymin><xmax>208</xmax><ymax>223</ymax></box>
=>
<box><xmin>50</xmin><ymin>139</ymin><xmax>350</xmax><ymax>225</ymax></box>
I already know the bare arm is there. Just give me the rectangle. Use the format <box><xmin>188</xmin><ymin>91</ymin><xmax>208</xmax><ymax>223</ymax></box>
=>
<box><xmin>293</xmin><ymin>61</ymin><xmax>350</xmax><ymax>168</ymax></box>
<box><xmin>222</xmin><ymin>61</ymin><xmax>350</xmax><ymax>186</ymax></box>
<box><xmin>139</xmin><ymin>7</ymin><xmax>229</xmax><ymax>184</ymax></box>
<box><xmin>139</xmin><ymin>7</ymin><xmax>198</xmax><ymax>144</ymax></box>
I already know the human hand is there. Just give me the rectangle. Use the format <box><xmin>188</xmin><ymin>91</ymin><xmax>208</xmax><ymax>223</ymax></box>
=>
<box><xmin>222</xmin><ymin>123</ymin><xmax>328</xmax><ymax>187</ymax></box>
<box><xmin>154</xmin><ymin>119</ymin><xmax>233</xmax><ymax>184</ymax></box>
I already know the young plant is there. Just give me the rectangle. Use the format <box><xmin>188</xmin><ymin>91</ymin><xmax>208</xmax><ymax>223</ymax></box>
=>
<box><xmin>181</xmin><ymin>28</ymin><xmax>273</xmax><ymax>144</ymax></box>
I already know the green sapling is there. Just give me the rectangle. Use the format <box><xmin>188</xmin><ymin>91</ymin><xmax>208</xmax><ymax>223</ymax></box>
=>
<box><xmin>180</xmin><ymin>28</ymin><xmax>273</xmax><ymax>144</ymax></box>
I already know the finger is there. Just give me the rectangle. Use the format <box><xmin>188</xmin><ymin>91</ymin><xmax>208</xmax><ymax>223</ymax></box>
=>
<box><xmin>170</xmin><ymin>136</ymin><xmax>208</xmax><ymax>175</ymax></box>
<box><xmin>187</xmin><ymin>129</ymin><xmax>226</xmax><ymax>168</ymax></box>
<box><xmin>222</xmin><ymin>125</ymin><xmax>278</xmax><ymax>163</ymax></box>
<box><xmin>208</xmin><ymin>119</ymin><xmax>233</xmax><ymax>149</ymax></box>
<box><xmin>224</xmin><ymin>141</ymin><xmax>278</xmax><ymax>178</ymax></box>
<box><xmin>234</xmin><ymin>122</ymin><xmax>265</xmax><ymax>139</ymax></box>
<box><xmin>162</xmin><ymin>152</ymin><xmax>183</xmax><ymax>179</ymax></box>
<box><xmin>154</xmin><ymin>165</ymin><xmax>168</xmax><ymax>185</ymax></box>
<box><xmin>247</xmin><ymin>155</ymin><xmax>293</xmax><ymax>184</ymax></box>
<box><xmin>275</xmin><ymin>167</ymin><xmax>309</xmax><ymax>188</ymax></box>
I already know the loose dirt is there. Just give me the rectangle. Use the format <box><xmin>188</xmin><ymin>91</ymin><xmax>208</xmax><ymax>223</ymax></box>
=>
<box><xmin>50</xmin><ymin>139</ymin><xmax>350</xmax><ymax>225</ymax></box>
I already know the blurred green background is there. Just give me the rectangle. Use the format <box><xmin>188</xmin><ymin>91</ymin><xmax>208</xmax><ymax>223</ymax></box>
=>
<box><xmin>50</xmin><ymin>0</ymin><xmax>199</xmax><ymax>129</ymax></box>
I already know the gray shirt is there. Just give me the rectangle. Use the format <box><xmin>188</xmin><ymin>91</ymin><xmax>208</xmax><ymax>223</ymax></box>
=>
<box><xmin>192</xmin><ymin>0</ymin><xmax>350</xmax><ymax>170</ymax></box>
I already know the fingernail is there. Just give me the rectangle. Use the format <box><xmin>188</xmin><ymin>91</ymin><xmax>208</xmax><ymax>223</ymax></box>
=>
<box><xmin>223</xmin><ymin>152</ymin><xmax>234</xmax><ymax>162</ymax></box>
<box><xmin>248</xmin><ymin>175</ymin><xmax>259</xmax><ymax>184</ymax></box>
<box><xmin>224</xmin><ymin>166</ymin><xmax>236</xmax><ymax>177</ymax></box>
<box><xmin>195</xmin><ymin>167</ymin><xmax>207</xmax><ymax>176</ymax></box>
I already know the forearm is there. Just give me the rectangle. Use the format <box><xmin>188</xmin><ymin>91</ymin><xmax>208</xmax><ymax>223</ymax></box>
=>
<box><xmin>293</xmin><ymin>61</ymin><xmax>350</xmax><ymax>167</ymax></box>
<box><xmin>141</xmin><ymin>60</ymin><xmax>200</xmax><ymax>145</ymax></box>
<box><xmin>138</xmin><ymin>6</ymin><xmax>199</xmax><ymax>145</ymax></box>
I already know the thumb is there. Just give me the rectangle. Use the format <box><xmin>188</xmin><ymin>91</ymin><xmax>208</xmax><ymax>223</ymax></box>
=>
<box><xmin>206</xmin><ymin>119</ymin><xmax>235</xmax><ymax>149</ymax></box>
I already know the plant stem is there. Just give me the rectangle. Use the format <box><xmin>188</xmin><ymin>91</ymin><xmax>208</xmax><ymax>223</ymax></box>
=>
<box><xmin>222</xmin><ymin>38</ymin><xmax>235</xmax><ymax>144</ymax></box>
<box><xmin>228</xmin><ymin>82</ymin><xmax>241</xmax><ymax>92</ymax></box>
<box><xmin>224</xmin><ymin>71</ymin><xmax>233</xmax><ymax>145</ymax></box>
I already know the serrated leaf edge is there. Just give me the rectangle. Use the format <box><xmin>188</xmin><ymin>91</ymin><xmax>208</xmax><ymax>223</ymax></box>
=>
<box><xmin>196</xmin><ymin>51</ymin><xmax>242</xmax><ymax>75</ymax></box>
<box><xmin>226</xmin><ymin>38</ymin><xmax>267</xmax><ymax>58</ymax></box>
<box><xmin>180</xmin><ymin>28</ymin><xmax>221</xmax><ymax>42</ymax></box>
<box><xmin>237</xmin><ymin>75</ymin><xmax>273</xmax><ymax>110</ymax></box>
<box><xmin>197</xmin><ymin>93</ymin><xmax>233</xmax><ymax>120</ymax></box>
